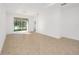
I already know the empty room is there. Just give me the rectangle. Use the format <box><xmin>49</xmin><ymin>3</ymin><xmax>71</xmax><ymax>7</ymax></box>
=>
<box><xmin>0</xmin><ymin>3</ymin><xmax>79</xmax><ymax>55</ymax></box>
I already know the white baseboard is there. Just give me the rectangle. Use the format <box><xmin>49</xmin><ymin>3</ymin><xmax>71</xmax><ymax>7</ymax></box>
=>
<box><xmin>50</xmin><ymin>35</ymin><xmax>61</xmax><ymax>39</ymax></box>
<box><xmin>36</xmin><ymin>32</ymin><xmax>79</xmax><ymax>40</ymax></box>
<box><xmin>37</xmin><ymin>32</ymin><xmax>61</xmax><ymax>39</ymax></box>
<box><xmin>61</xmin><ymin>35</ymin><xmax>79</xmax><ymax>40</ymax></box>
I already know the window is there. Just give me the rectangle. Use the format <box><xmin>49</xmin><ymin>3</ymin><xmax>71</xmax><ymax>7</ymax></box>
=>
<box><xmin>14</xmin><ymin>17</ymin><xmax>28</xmax><ymax>31</ymax></box>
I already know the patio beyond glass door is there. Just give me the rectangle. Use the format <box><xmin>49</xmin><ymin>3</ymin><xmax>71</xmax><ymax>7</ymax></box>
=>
<box><xmin>14</xmin><ymin>17</ymin><xmax>28</xmax><ymax>32</ymax></box>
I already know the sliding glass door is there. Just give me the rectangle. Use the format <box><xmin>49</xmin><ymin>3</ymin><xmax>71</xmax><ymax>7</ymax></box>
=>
<box><xmin>14</xmin><ymin>17</ymin><xmax>28</xmax><ymax>32</ymax></box>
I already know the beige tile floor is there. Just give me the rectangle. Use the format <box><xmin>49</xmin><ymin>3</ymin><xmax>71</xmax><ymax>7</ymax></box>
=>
<box><xmin>1</xmin><ymin>32</ymin><xmax>79</xmax><ymax>55</ymax></box>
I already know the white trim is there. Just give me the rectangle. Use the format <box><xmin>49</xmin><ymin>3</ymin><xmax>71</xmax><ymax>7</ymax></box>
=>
<box><xmin>61</xmin><ymin>35</ymin><xmax>79</xmax><ymax>40</ymax></box>
<box><xmin>37</xmin><ymin>32</ymin><xmax>61</xmax><ymax>39</ymax></box>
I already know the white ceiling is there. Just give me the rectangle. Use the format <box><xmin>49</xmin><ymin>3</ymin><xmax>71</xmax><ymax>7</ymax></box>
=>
<box><xmin>3</xmin><ymin>3</ymin><xmax>54</xmax><ymax>16</ymax></box>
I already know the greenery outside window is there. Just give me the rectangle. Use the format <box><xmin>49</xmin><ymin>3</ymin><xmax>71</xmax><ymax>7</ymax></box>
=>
<box><xmin>14</xmin><ymin>17</ymin><xmax>28</xmax><ymax>31</ymax></box>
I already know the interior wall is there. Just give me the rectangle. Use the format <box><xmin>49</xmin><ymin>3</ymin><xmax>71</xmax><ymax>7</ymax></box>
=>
<box><xmin>37</xmin><ymin>3</ymin><xmax>79</xmax><ymax>40</ymax></box>
<box><xmin>60</xmin><ymin>3</ymin><xmax>79</xmax><ymax>40</ymax></box>
<box><xmin>6</xmin><ymin>12</ymin><xmax>35</xmax><ymax>34</ymax></box>
<box><xmin>0</xmin><ymin>4</ymin><xmax>6</xmax><ymax>53</ymax></box>
<box><xmin>36</xmin><ymin>4</ymin><xmax>61</xmax><ymax>38</ymax></box>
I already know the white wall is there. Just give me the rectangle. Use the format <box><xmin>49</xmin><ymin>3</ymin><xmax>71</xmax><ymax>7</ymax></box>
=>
<box><xmin>37</xmin><ymin>4</ymin><xmax>61</xmax><ymax>38</ymax></box>
<box><xmin>6</xmin><ymin>12</ymin><xmax>35</xmax><ymax>34</ymax></box>
<box><xmin>37</xmin><ymin>3</ymin><xmax>79</xmax><ymax>40</ymax></box>
<box><xmin>0</xmin><ymin>4</ymin><xmax>6</xmax><ymax>53</ymax></box>
<box><xmin>60</xmin><ymin>3</ymin><xmax>79</xmax><ymax>40</ymax></box>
